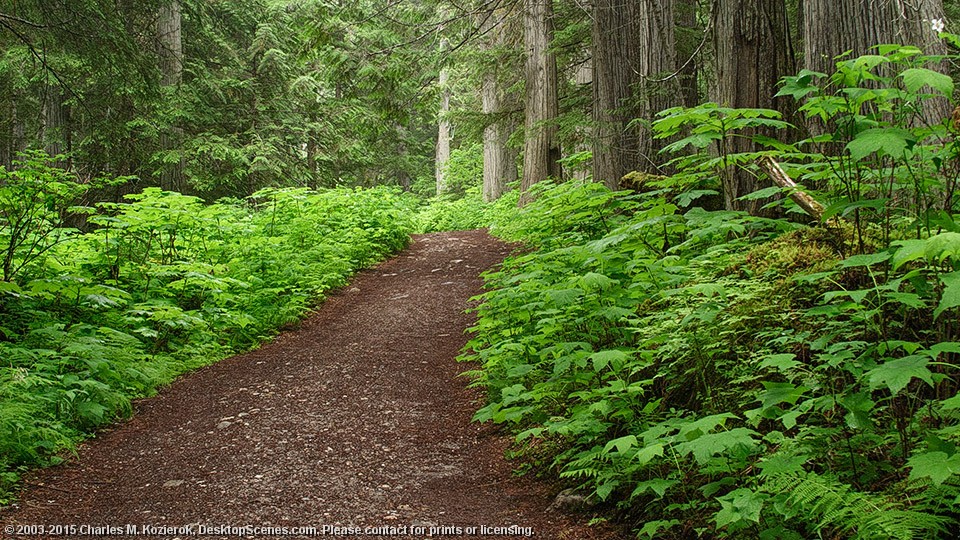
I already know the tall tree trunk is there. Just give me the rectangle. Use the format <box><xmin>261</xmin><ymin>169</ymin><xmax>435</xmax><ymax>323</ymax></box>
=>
<box><xmin>157</xmin><ymin>0</ymin><xmax>184</xmax><ymax>192</ymax></box>
<box><xmin>676</xmin><ymin>0</ymin><xmax>701</xmax><ymax>108</ymax></box>
<box><xmin>713</xmin><ymin>0</ymin><xmax>796</xmax><ymax>213</ymax></box>
<box><xmin>593</xmin><ymin>0</ymin><xmax>682</xmax><ymax>187</ymax></box>
<box><xmin>804</xmin><ymin>0</ymin><xmax>946</xmax><ymax>71</ymax></box>
<box><xmin>42</xmin><ymin>85</ymin><xmax>70</xmax><ymax>169</ymax></box>
<box><xmin>482</xmin><ymin>61</ymin><xmax>519</xmax><ymax>200</ymax></box>
<box><xmin>306</xmin><ymin>138</ymin><xmax>318</xmax><ymax>187</ymax></box>
<box><xmin>520</xmin><ymin>0</ymin><xmax>561</xmax><ymax>205</ymax></box>
<box><xmin>636</xmin><ymin>0</ymin><xmax>681</xmax><ymax>173</ymax></box>
<box><xmin>2</xmin><ymin>100</ymin><xmax>25</xmax><ymax>170</ymax></box>
<box><xmin>803</xmin><ymin>0</ymin><xmax>894</xmax><ymax>75</ymax></box>
<box><xmin>572</xmin><ymin>55</ymin><xmax>592</xmax><ymax>182</ymax></box>
<box><xmin>481</xmin><ymin>8</ymin><xmax>520</xmax><ymax>201</ymax></box>
<box><xmin>804</xmin><ymin>0</ymin><xmax>949</xmax><ymax>126</ymax></box>
<box><xmin>592</xmin><ymin>0</ymin><xmax>640</xmax><ymax>190</ymax></box>
<box><xmin>436</xmin><ymin>38</ymin><xmax>452</xmax><ymax>195</ymax></box>
<box><xmin>158</xmin><ymin>0</ymin><xmax>183</xmax><ymax>91</ymax></box>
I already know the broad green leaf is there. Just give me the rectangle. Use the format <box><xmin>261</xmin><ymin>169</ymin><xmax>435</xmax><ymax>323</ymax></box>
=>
<box><xmin>676</xmin><ymin>428</ymin><xmax>759</xmax><ymax>464</ymax></box>
<box><xmin>867</xmin><ymin>356</ymin><xmax>933</xmax><ymax>394</ymax></box>
<box><xmin>579</xmin><ymin>272</ymin><xmax>616</xmax><ymax>291</ymax></box>
<box><xmin>935</xmin><ymin>271</ymin><xmax>960</xmax><ymax>319</ymax></box>
<box><xmin>780</xmin><ymin>410</ymin><xmax>802</xmax><ymax>430</ymax></box>
<box><xmin>845</xmin><ymin>128</ymin><xmax>915</xmax><ymax>160</ymax></box>
<box><xmin>925</xmin><ymin>233</ymin><xmax>960</xmax><ymax>263</ymax></box>
<box><xmin>590</xmin><ymin>349</ymin><xmax>629</xmax><ymax>372</ymax></box>
<box><xmin>676</xmin><ymin>413</ymin><xmax>738</xmax><ymax>440</ymax></box>
<box><xmin>759</xmin><ymin>382</ymin><xmax>807</xmax><ymax>410</ymax></box>
<box><xmin>635</xmin><ymin>443</ymin><xmax>665</xmax><ymax>465</ymax></box>
<box><xmin>892</xmin><ymin>239</ymin><xmax>927</xmax><ymax>269</ymax></box>
<box><xmin>544</xmin><ymin>288</ymin><xmax>582</xmax><ymax>306</ymax></box>
<box><xmin>902</xmin><ymin>67</ymin><xmax>954</xmax><ymax>98</ymax></box>
<box><xmin>739</xmin><ymin>186</ymin><xmax>783</xmax><ymax>201</ymax></box>
<box><xmin>776</xmin><ymin>70</ymin><xmax>824</xmax><ymax>99</ymax></box>
<box><xmin>926</xmin><ymin>341</ymin><xmax>960</xmax><ymax>358</ymax></box>
<box><xmin>506</xmin><ymin>364</ymin><xmax>536</xmax><ymax>377</ymax></box>
<box><xmin>715</xmin><ymin>488</ymin><xmax>765</xmax><ymax>528</ymax></box>
<box><xmin>683</xmin><ymin>283</ymin><xmax>725</xmax><ymax>297</ymax></box>
<box><xmin>758</xmin><ymin>353</ymin><xmax>800</xmax><ymax>372</ymax></box>
<box><xmin>0</xmin><ymin>281</ymin><xmax>22</xmax><ymax>294</ymax></box>
<box><xmin>837</xmin><ymin>251</ymin><xmax>891</xmax><ymax>268</ymax></box>
<box><xmin>941</xmin><ymin>394</ymin><xmax>960</xmax><ymax>410</ymax></box>
<box><xmin>822</xmin><ymin>197</ymin><xmax>889</xmax><ymax>220</ymax></box>
<box><xmin>596</xmin><ymin>479</ymin><xmax>619</xmax><ymax>501</ymax></box>
<box><xmin>757</xmin><ymin>454</ymin><xmax>808</xmax><ymax>477</ymax></box>
<box><xmin>840</xmin><ymin>392</ymin><xmax>875</xmax><ymax>429</ymax></box>
<box><xmin>886</xmin><ymin>292</ymin><xmax>925</xmax><ymax>309</ymax></box>
<box><xmin>908</xmin><ymin>451</ymin><xmax>960</xmax><ymax>485</ymax></box>
<box><xmin>877</xmin><ymin>340</ymin><xmax>922</xmax><ymax>355</ymax></box>
<box><xmin>604</xmin><ymin>435</ymin><xmax>638</xmax><ymax>454</ymax></box>
<box><xmin>637</xmin><ymin>520</ymin><xmax>681</xmax><ymax>539</ymax></box>
<box><xmin>631</xmin><ymin>478</ymin><xmax>678</xmax><ymax>499</ymax></box>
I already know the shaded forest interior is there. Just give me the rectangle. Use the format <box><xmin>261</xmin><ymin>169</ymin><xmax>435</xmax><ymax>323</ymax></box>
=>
<box><xmin>3</xmin><ymin>0</ymin><xmax>960</xmax><ymax>538</ymax></box>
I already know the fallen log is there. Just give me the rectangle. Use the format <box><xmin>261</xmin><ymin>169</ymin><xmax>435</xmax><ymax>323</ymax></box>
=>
<box><xmin>757</xmin><ymin>155</ymin><xmax>826</xmax><ymax>222</ymax></box>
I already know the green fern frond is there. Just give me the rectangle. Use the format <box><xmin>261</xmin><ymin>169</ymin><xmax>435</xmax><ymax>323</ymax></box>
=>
<box><xmin>765</xmin><ymin>472</ymin><xmax>948</xmax><ymax>539</ymax></box>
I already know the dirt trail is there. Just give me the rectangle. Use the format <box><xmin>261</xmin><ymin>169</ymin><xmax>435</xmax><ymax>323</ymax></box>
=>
<box><xmin>1</xmin><ymin>231</ymin><xmax>624</xmax><ymax>540</ymax></box>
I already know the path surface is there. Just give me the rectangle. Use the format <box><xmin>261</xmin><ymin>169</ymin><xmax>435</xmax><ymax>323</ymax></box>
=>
<box><xmin>1</xmin><ymin>231</ymin><xmax>624</xmax><ymax>540</ymax></box>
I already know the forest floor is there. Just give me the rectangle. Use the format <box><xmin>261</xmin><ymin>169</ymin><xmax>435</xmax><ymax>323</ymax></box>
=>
<box><xmin>0</xmin><ymin>231</ymin><xmax>626</xmax><ymax>540</ymax></box>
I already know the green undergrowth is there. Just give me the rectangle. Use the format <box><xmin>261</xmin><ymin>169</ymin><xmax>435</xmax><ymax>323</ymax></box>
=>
<box><xmin>463</xmin><ymin>180</ymin><xmax>960</xmax><ymax>538</ymax></box>
<box><xmin>415</xmin><ymin>187</ymin><xmax>521</xmax><ymax>234</ymax></box>
<box><xmin>0</xmin><ymin>159</ymin><xmax>416</xmax><ymax>501</ymax></box>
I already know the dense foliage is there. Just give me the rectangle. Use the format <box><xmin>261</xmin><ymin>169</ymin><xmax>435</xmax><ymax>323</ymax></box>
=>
<box><xmin>6</xmin><ymin>1</ymin><xmax>960</xmax><ymax>538</ymax></box>
<box><xmin>463</xmin><ymin>49</ymin><xmax>960</xmax><ymax>539</ymax></box>
<box><xmin>0</xmin><ymin>157</ymin><xmax>415</xmax><ymax>500</ymax></box>
<box><xmin>0</xmin><ymin>0</ymin><xmax>449</xmax><ymax>196</ymax></box>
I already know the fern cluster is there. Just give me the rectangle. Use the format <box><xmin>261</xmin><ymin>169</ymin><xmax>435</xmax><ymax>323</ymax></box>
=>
<box><xmin>764</xmin><ymin>473</ymin><xmax>948</xmax><ymax>539</ymax></box>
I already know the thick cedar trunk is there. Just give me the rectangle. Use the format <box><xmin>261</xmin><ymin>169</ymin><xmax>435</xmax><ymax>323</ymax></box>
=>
<box><xmin>482</xmin><ymin>14</ymin><xmax>520</xmax><ymax>204</ymax></box>
<box><xmin>803</xmin><ymin>0</ymin><xmax>895</xmax><ymax>74</ymax></box>
<box><xmin>593</xmin><ymin>0</ymin><xmax>680</xmax><ymax>188</ymax></box>
<box><xmin>804</xmin><ymin>0</ymin><xmax>950</xmax><ymax>126</ymax></box>
<box><xmin>713</xmin><ymin>0</ymin><xmax>795</xmax><ymax>213</ymax></box>
<box><xmin>804</xmin><ymin>0</ymin><xmax>946</xmax><ymax>73</ymax></box>
<box><xmin>592</xmin><ymin>0</ymin><xmax>640</xmax><ymax>190</ymax></box>
<box><xmin>157</xmin><ymin>0</ymin><xmax>184</xmax><ymax>192</ymax></box>
<box><xmin>436</xmin><ymin>38</ymin><xmax>452</xmax><ymax>195</ymax></box>
<box><xmin>636</xmin><ymin>0</ymin><xmax>680</xmax><ymax>173</ymax></box>
<box><xmin>158</xmin><ymin>1</ymin><xmax>183</xmax><ymax>86</ymax></box>
<box><xmin>520</xmin><ymin>0</ymin><xmax>561</xmax><ymax>205</ymax></box>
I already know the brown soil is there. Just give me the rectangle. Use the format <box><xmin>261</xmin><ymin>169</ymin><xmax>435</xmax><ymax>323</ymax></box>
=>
<box><xmin>0</xmin><ymin>231</ymin><xmax>626</xmax><ymax>540</ymax></box>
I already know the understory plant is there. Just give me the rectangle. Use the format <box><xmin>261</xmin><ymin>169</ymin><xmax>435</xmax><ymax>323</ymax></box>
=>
<box><xmin>466</xmin><ymin>44</ymin><xmax>960</xmax><ymax>539</ymax></box>
<box><xmin>0</xmin><ymin>168</ymin><xmax>416</xmax><ymax>501</ymax></box>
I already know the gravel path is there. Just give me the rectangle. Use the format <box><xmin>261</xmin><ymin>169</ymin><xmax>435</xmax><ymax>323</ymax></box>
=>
<box><xmin>1</xmin><ymin>231</ymin><xmax>625</xmax><ymax>540</ymax></box>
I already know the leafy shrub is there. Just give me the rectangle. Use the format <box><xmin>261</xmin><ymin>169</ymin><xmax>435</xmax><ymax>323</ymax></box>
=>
<box><xmin>465</xmin><ymin>47</ymin><xmax>960</xmax><ymax>538</ymax></box>
<box><xmin>0</xmin><ymin>177</ymin><xmax>416</xmax><ymax>502</ymax></box>
<box><xmin>416</xmin><ymin>186</ymin><xmax>520</xmax><ymax>233</ymax></box>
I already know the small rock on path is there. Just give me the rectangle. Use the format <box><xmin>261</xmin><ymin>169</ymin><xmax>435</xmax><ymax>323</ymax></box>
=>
<box><xmin>1</xmin><ymin>231</ymin><xmax>625</xmax><ymax>540</ymax></box>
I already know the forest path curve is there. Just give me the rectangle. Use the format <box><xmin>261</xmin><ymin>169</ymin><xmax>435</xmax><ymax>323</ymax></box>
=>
<box><xmin>1</xmin><ymin>231</ymin><xmax>623</xmax><ymax>540</ymax></box>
